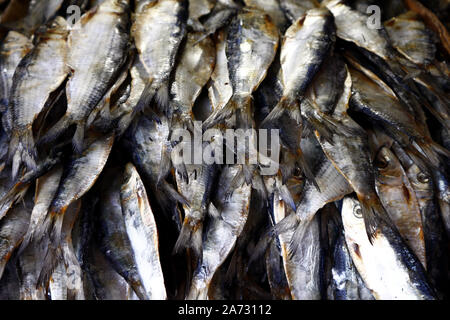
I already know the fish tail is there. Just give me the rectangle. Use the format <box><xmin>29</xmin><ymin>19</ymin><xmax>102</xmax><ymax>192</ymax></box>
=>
<box><xmin>278</xmin><ymin>184</ymin><xmax>296</xmax><ymax>212</ymax></box>
<box><xmin>261</xmin><ymin>96</ymin><xmax>300</xmax><ymax>127</ymax></box>
<box><xmin>39</xmin><ymin>114</ymin><xmax>72</xmax><ymax>146</ymax></box>
<box><xmin>160</xmin><ymin>180</ymin><xmax>190</xmax><ymax>207</ymax></box>
<box><xmin>173</xmin><ymin>216</ymin><xmax>203</xmax><ymax>260</ymax></box>
<box><xmin>412</xmin><ymin>139</ymin><xmax>446</xmax><ymax>169</ymax></box>
<box><xmin>202</xmin><ymin>97</ymin><xmax>238</xmax><ymax>130</ymax></box>
<box><xmin>295</xmin><ymin>147</ymin><xmax>320</xmax><ymax>192</ymax></box>
<box><xmin>133</xmin><ymin>82</ymin><xmax>156</xmax><ymax>117</ymax></box>
<box><xmin>72</xmin><ymin>120</ymin><xmax>86</xmax><ymax>154</ymax></box>
<box><xmin>155</xmin><ymin>82</ymin><xmax>170</xmax><ymax>114</ymax></box>
<box><xmin>37</xmin><ymin>212</ymin><xmax>65</xmax><ymax>288</ymax></box>
<box><xmin>357</xmin><ymin>194</ymin><xmax>389</xmax><ymax>243</ymax></box>
<box><xmin>9</xmin><ymin>129</ymin><xmax>37</xmax><ymax>179</ymax></box>
<box><xmin>262</xmin><ymin>97</ymin><xmax>303</xmax><ymax>153</ymax></box>
<box><xmin>0</xmin><ymin>182</ymin><xmax>28</xmax><ymax>221</ymax></box>
<box><xmin>288</xmin><ymin>218</ymin><xmax>311</xmax><ymax>259</ymax></box>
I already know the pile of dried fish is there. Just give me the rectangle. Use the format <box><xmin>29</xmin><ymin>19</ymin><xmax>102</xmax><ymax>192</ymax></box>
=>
<box><xmin>0</xmin><ymin>0</ymin><xmax>449</xmax><ymax>300</ymax></box>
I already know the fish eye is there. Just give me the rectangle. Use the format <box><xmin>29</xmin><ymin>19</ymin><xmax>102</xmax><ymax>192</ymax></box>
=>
<box><xmin>375</xmin><ymin>155</ymin><xmax>389</xmax><ymax>169</ymax></box>
<box><xmin>417</xmin><ymin>172</ymin><xmax>429</xmax><ymax>184</ymax></box>
<box><xmin>353</xmin><ymin>205</ymin><xmax>363</xmax><ymax>219</ymax></box>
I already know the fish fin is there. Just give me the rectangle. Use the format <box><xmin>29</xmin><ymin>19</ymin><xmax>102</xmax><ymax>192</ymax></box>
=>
<box><xmin>357</xmin><ymin>195</ymin><xmax>387</xmax><ymax>244</ymax></box>
<box><xmin>173</xmin><ymin>216</ymin><xmax>203</xmax><ymax>261</ymax></box>
<box><xmin>288</xmin><ymin>219</ymin><xmax>310</xmax><ymax>259</ymax></box>
<box><xmin>39</xmin><ymin>114</ymin><xmax>72</xmax><ymax>146</ymax></box>
<box><xmin>246</xmin><ymin>229</ymin><xmax>273</xmax><ymax>273</ymax></box>
<box><xmin>9</xmin><ymin>130</ymin><xmax>37</xmax><ymax>180</ymax></box>
<box><xmin>72</xmin><ymin>121</ymin><xmax>86</xmax><ymax>154</ymax></box>
<box><xmin>155</xmin><ymin>82</ymin><xmax>170</xmax><ymax>114</ymax></box>
<box><xmin>207</xmin><ymin>202</ymin><xmax>221</xmax><ymax>219</ymax></box>
<box><xmin>160</xmin><ymin>180</ymin><xmax>190</xmax><ymax>207</ymax></box>
<box><xmin>37</xmin><ymin>213</ymin><xmax>65</xmax><ymax>288</ymax></box>
<box><xmin>278</xmin><ymin>184</ymin><xmax>296</xmax><ymax>212</ymax></box>
<box><xmin>272</xmin><ymin>213</ymin><xmax>299</xmax><ymax>237</ymax></box>
<box><xmin>0</xmin><ymin>182</ymin><xmax>29</xmax><ymax>221</ymax></box>
<box><xmin>133</xmin><ymin>82</ymin><xmax>156</xmax><ymax>117</ymax></box>
<box><xmin>202</xmin><ymin>97</ymin><xmax>237</xmax><ymax>130</ymax></box>
<box><xmin>157</xmin><ymin>144</ymin><xmax>173</xmax><ymax>184</ymax></box>
<box><xmin>264</xmin><ymin>99</ymin><xmax>303</xmax><ymax>153</ymax></box>
<box><xmin>295</xmin><ymin>148</ymin><xmax>320</xmax><ymax>192</ymax></box>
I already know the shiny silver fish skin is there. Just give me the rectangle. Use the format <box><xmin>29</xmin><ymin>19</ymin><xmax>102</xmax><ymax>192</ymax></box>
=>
<box><xmin>187</xmin><ymin>165</ymin><xmax>251</xmax><ymax>300</ymax></box>
<box><xmin>207</xmin><ymin>29</ymin><xmax>233</xmax><ymax>117</ymax></box>
<box><xmin>8</xmin><ymin>17</ymin><xmax>69</xmax><ymax>179</ymax></box>
<box><xmin>373</xmin><ymin>146</ymin><xmax>426</xmax><ymax>269</ymax></box>
<box><xmin>18</xmin><ymin>165</ymin><xmax>63</xmax><ymax>257</ymax></box>
<box><xmin>0</xmin><ymin>31</ymin><xmax>33</xmax><ymax>137</ymax></box>
<box><xmin>97</xmin><ymin>169</ymin><xmax>149</xmax><ymax>300</ymax></box>
<box><xmin>274</xmin><ymin>133</ymin><xmax>352</xmax><ymax>257</ymax></box>
<box><xmin>38</xmin><ymin>132</ymin><xmax>115</xmax><ymax>287</ymax></box>
<box><xmin>203</xmin><ymin>8</ymin><xmax>279</xmax><ymax>130</ymax></box>
<box><xmin>327</xmin><ymin>229</ymin><xmax>374</xmax><ymax>300</ymax></box>
<box><xmin>40</xmin><ymin>0</ymin><xmax>130</xmax><ymax>153</ymax></box>
<box><xmin>341</xmin><ymin>196</ymin><xmax>436</xmax><ymax>300</ymax></box>
<box><xmin>170</xmin><ymin>32</ymin><xmax>215</xmax><ymax>125</ymax></box>
<box><xmin>113</xmin><ymin>56</ymin><xmax>148</xmax><ymax>136</ymax></box>
<box><xmin>124</xmin><ymin>113</ymin><xmax>184</xmax><ymax>229</ymax></box>
<box><xmin>384</xmin><ymin>11</ymin><xmax>437</xmax><ymax>67</ymax></box>
<box><xmin>173</xmin><ymin>161</ymin><xmax>217</xmax><ymax>263</ymax></box>
<box><xmin>132</xmin><ymin>0</ymin><xmax>188</xmax><ymax>113</ymax></box>
<box><xmin>322</xmin><ymin>0</ymin><xmax>395</xmax><ymax>62</ymax></box>
<box><xmin>272</xmin><ymin>191</ymin><xmax>322</xmax><ymax>300</ymax></box>
<box><xmin>393</xmin><ymin>144</ymin><xmax>449</xmax><ymax>299</ymax></box>
<box><xmin>120</xmin><ymin>162</ymin><xmax>167</xmax><ymax>300</ymax></box>
<box><xmin>279</xmin><ymin>0</ymin><xmax>319</xmax><ymax>23</ymax></box>
<box><xmin>302</xmin><ymin>66</ymin><xmax>388</xmax><ymax>242</ymax></box>
<box><xmin>348</xmin><ymin>65</ymin><xmax>448</xmax><ymax>169</ymax></box>
<box><xmin>49</xmin><ymin>200</ymin><xmax>84</xmax><ymax>300</ymax></box>
<box><xmin>325</xmin><ymin>0</ymin><xmax>434</xmax><ymax>130</ymax></box>
<box><xmin>261</xmin><ymin>8</ymin><xmax>335</xmax><ymax>152</ymax></box>
<box><xmin>0</xmin><ymin>192</ymin><xmax>32</xmax><ymax>279</ymax></box>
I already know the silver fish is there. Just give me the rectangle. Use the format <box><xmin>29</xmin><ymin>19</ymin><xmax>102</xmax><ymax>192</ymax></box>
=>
<box><xmin>132</xmin><ymin>0</ymin><xmax>188</xmax><ymax>113</ymax></box>
<box><xmin>9</xmin><ymin>17</ymin><xmax>69</xmax><ymax>179</ymax></box>
<box><xmin>41</xmin><ymin>0</ymin><xmax>130</xmax><ymax>152</ymax></box>
<box><xmin>97</xmin><ymin>168</ymin><xmax>149</xmax><ymax>300</ymax></box>
<box><xmin>385</xmin><ymin>11</ymin><xmax>436</xmax><ymax>67</ymax></box>
<box><xmin>373</xmin><ymin>146</ymin><xmax>426</xmax><ymax>268</ymax></box>
<box><xmin>203</xmin><ymin>9</ymin><xmax>279</xmax><ymax>130</ymax></box>
<box><xmin>49</xmin><ymin>200</ymin><xmax>84</xmax><ymax>300</ymax></box>
<box><xmin>38</xmin><ymin>132</ymin><xmax>114</xmax><ymax>286</ymax></box>
<box><xmin>120</xmin><ymin>162</ymin><xmax>167</xmax><ymax>299</ymax></box>
<box><xmin>341</xmin><ymin>196</ymin><xmax>435</xmax><ymax>300</ymax></box>
<box><xmin>262</xmin><ymin>8</ymin><xmax>335</xmax><ymax>152</ymax></box>
<box><xmin>187</xmin><ymin>165</ymin><xmax>251</xmax><ymax>299</ymax></box>
<box><xmin>170</xmin><ymin>32</ymin><xmax>215</xmax><ymax>127</ymax></box>
<box><xmin>0</xmin><ymin>192</ymin><xmax>32</xmax><ymax>279</ymax></box>
<box><xmin>0</xmin><ymin>31</ymin><xmax>33</xmax><ymax>137</ymax></box>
